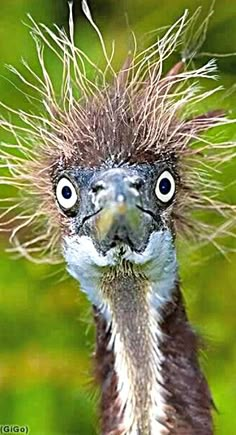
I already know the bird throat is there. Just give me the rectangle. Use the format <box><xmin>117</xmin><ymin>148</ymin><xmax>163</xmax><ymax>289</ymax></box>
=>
<box><xmin>98</xmin><ymin>263</ymin><xmax>169</xmax><ymax>435</ymax></box>
<box><xmin>94</xmin><ymin>262</ymin><xmax>213</xmax><ymax>435</ymax></box>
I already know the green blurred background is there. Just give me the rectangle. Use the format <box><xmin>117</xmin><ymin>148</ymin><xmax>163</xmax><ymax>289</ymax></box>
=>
<box><xmin>0</xmin><ymin>0</ymin><xmax>235</xmax><ymax>434</ymax></box>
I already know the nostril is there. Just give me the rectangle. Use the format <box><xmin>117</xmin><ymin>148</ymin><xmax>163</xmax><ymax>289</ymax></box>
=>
<box><xmin>129</xmin><ymin>178</ymin><xmax>144</xmax><ymax>191</ymax></box>
<box><xmin>91</xmin><ymin>181</ymin><xmax>106</xmax><ymax>195</ymax></box>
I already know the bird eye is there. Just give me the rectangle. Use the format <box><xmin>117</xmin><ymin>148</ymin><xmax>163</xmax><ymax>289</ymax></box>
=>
<box><xmin>155</xmin><ymin>170</ymin><xmax>175</xmax><ymax>203</ymax></box>
<box><xmin>56</xmin><ymin>177</ymin><xmax>78</xmax><ymax>210</ymax></box>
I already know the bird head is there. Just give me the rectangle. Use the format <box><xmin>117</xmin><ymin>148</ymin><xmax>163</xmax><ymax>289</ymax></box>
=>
<box><xmin>54</xmin><ymin>161</ymin><xmax>177</xmax><ymax>259</ymax></box>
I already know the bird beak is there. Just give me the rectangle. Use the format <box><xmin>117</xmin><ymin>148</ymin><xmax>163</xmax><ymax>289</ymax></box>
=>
<box><xmin>96</xmin><ymin>200</ymin><xmax>126</xmax><ymax>240</ymax></box>
<box><xmin>88</xmin><ymin>169</ymin><xmax>153</xmax><ymax>251</ymax></box>
<box><xmin>95</xmin><ymin>196</ymin><xmax>142</xmax><ymax>243</ymax></box>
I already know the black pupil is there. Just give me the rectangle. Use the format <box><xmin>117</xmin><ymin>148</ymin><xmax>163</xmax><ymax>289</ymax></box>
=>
<box><xmin>159</xmin><ymin>178</ymin><xmax>171</xmax><ymax>195</ymax></box>
<box><xmin>62</xmin><ymin>185</ymin><xmax>72</xmax><ymax>199</ymax></box>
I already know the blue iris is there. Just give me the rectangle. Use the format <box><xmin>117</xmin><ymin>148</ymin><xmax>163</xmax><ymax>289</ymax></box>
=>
<box><xmin>159</xmin><ymin>178</ymin><xmax>171</xmax><ymax>195</ymax></box>
<box><xmin>62</xmin><ymin>185</ymin><xmax>72</xmax><ymax>199</ymax></box>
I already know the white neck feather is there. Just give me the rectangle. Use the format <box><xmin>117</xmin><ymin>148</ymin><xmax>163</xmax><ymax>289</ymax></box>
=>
<box><xmin>107</xmin><ymin>286</ymin><xmax>171</xmax><ymax>434</ymax></box>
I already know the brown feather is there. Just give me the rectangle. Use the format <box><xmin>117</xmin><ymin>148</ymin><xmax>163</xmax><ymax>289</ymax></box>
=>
<box><xmin>0</xmin><ymin>11</ymin><xmax>235</xmax><ymax>262</ymax></box>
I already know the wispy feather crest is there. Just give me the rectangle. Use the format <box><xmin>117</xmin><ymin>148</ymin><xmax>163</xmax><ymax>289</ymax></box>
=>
<box><xmin>0</xmin><ymin>4</ymin><xmax>235</xmax><ymax>263</ymax></box>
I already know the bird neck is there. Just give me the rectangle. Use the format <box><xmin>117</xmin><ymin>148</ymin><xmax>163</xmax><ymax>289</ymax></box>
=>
<box><xmin>93</xmin><ymin>271</ymin><xmax>213</xmax><ymax>435</ymax></box>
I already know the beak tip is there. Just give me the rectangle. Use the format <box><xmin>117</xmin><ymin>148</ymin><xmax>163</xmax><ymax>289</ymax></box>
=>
<box><xmin>95</xmin><ymin>202</ymin><xmax>127</xmax><ymax>240</ymax></box>
<box><xmin>116</xmin><ymin>202</ymin><xmax>127</xmax><ymax>215</ymax></box>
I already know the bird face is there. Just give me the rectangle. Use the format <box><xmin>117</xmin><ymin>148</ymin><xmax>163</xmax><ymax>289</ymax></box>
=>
<box><xmin>54</xmin><ymin>160</ymin><xmax>177</xmax><ymax>260</ymax></box>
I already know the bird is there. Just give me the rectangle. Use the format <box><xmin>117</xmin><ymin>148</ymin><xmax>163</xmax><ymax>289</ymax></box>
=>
<box><xmin>0</xmin><ymin>3</ymin><xmax>235</xmax><ymax>435</ymax></box>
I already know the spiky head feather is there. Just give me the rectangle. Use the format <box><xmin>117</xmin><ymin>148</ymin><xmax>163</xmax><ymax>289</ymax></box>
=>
<box><xmin>0</xmin><ymin>4</ymin><xmax>235</xmax><ymax>263</ymax></box>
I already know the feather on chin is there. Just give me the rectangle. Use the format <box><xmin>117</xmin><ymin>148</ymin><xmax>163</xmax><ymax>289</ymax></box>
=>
<box><xmin>63</xmin><ymin>230</ymin><xmax>177</xmax><ymax>315</ymax></box>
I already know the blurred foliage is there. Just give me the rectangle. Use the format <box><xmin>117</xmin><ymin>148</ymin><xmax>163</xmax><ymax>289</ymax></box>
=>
<box><xmin>0</xmin><ymin>0</ymin><xmax>235</xmax><ymax>434</ymax></box>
